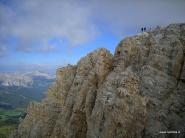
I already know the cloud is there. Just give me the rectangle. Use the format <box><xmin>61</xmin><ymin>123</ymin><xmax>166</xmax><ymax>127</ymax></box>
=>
<box><xmin>0</xmin><ymin>0</ymin><xmax>185</xmax><ymax>54</ymax></box>
<box><xmin>39</xmin><ymin>45</ymin><xmax>55</xmax><ymax>52</ymax></box>
<box><xmin>87</xmin><ymin>0</ymin><xmax>185</xmax><ymax>36</ymax></box>
<box><xmin>0</xmin><ymin>63</ymin><xmax>59</xmax><ymax>74</ymax></box>
<box><xmin>0</xmin><ymin>0</ymin><xmax>98</xmax><ymax>53</ymax></box>
<box><xmin>15</xmin><ymin>40</ymin><xmax>56</xmax><ymax>53</ymax></box>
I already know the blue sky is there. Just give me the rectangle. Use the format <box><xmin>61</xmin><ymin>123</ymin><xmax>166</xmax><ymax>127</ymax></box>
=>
<box><xmin>0</xmin><ymin>0</ymin><xmax>185</xmax><ymax>73</ymax></box>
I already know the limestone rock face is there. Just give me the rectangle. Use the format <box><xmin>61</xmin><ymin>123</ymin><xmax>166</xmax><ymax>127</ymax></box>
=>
<box><xmin>12</xmin><ymin>23</ymin><xmax>185</xmax><ymax>138</ymax></box>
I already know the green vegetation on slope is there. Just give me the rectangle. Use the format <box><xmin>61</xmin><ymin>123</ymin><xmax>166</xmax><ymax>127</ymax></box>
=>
<box><xmin>0</xmin><ymin>108</ymin><xmax>26</xmax><ymax>138</ymax></box>
<box><xmin>0</xmin><ymin>76</ymin><xmax>54</xmax><ymax>137</ymax></box>
<box><xmin>0</xmin><ymin>85</ymin><xmax>49</xmax><ymax>109</ymax></box>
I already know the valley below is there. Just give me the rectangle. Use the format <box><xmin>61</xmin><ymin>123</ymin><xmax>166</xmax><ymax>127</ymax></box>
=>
<box><xmin>0</xmin><ymin>71</ymin><xmax>55</xmax><ymax>137</ymax></box>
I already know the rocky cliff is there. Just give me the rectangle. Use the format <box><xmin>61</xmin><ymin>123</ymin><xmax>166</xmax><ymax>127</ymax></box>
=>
<box><xmin>12</xmin><ymin>23</ymin><xmax>185</xmax><ymax>138</ymax></box>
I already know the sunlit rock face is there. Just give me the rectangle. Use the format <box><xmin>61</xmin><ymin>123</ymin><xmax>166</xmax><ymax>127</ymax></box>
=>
<box><xmin>12</xmin><ymin>23</ymin><xmax>185</xmax><ymax>138</ymax></box>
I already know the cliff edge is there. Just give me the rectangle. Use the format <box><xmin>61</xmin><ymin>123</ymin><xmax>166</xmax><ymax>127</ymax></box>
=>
<box><xmin>12</xmin><ymin>23</ymin><xmax>185</xmax><ymax>138</ymax></box>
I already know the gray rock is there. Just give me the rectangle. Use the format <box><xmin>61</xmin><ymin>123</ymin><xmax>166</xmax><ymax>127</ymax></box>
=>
<box><xmin>12</xmin><ymin>23</ymin><xmax>185</xmax><ymax>138</ymax></box>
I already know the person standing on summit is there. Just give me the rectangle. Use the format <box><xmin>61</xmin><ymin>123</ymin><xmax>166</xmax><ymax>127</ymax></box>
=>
<box><xmin>141</xmin><ymin>27</ymin><xmax>143</xmax><ymax>32</ymax></box>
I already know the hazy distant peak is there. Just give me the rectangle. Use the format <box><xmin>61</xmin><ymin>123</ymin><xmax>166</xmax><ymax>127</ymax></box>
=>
<box><xmin>0</xmin><ymin>71</ymin><xmax>55</xmax><ymax>87</ymax></box>
<box><xmin>25</xmin><ymin>71</ymin><xmax>55</xmax><ymax>79</ymax></box>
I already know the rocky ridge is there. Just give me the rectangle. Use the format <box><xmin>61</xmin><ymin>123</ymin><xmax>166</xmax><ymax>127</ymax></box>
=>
<box><xmin>12</xmin><ymin>23</ymin><xmax>185</xmax><ymax>138</ymax></box>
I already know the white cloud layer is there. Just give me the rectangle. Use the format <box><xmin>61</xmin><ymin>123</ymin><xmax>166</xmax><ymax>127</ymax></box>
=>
<box><xmin>0</xmin><ymin>63</ymin><xmax>59</xmax><ymax>73</ymax></box>
<box><xmin>0</xmin><ymin>0</ymin><xmax>98</xmax><ymax>52</ymax></box>
<box><xmin>0</xmin><ymin>0</ymin><xmax>185</xmax><ymax>54</ymax></box>
<box><xmin>87</xmin><ymin>0</ymin><xmax>185</xmax><ymax>35</ymax></box>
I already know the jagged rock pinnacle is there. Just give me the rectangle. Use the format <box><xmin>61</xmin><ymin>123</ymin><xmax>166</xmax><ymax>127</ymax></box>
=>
<box><xmin>12</xmin><ymin>23</ymin><xmax>185</xmax><ymax>138</ymax></box>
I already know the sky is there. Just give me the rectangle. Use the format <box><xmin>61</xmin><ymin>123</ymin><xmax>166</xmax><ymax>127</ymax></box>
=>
<box><xmin>0</xmin><ymin>0</ymin><xmax>185</xmax><ymax>73</ymax></box>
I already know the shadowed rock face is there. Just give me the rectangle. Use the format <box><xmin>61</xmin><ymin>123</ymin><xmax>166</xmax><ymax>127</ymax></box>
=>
<box><xmin>12</xmin><ymin>23</ymin><xmax>185</xmax><ymax>138</ymax></box>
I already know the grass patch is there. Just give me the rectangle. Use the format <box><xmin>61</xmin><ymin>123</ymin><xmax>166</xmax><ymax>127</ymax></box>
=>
<box><xmin>0</xmin><ymin>125</ymin><xmax>16</xmax><ymax>138</ymax></box>
<box><xmin>0</xmin><ymin>108</ymin><xmax>26</xmax><ymax>138</ymax></box>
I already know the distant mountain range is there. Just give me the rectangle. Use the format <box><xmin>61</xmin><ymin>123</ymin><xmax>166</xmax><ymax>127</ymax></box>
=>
<box><xmin>0</xmin><ymin>71</ymin><xmax>55</xmax><ymax>137</ymax></box>
<box><xmin>0</xmin><ymin>71</ymin><xmax>55</xmax><ymax>110</ymax></box>
<box><xmin>0</xmin><ymin>71</ymin><xmax>55</xmax><ymax>87</ymax></box>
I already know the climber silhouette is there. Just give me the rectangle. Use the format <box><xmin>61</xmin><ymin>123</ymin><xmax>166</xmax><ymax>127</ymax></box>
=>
<box><xmin>144</xmin><ymin>27</ymin><xmax>146</xmax><ymax>31</ymax></box>
<box><xmin>141</xmin><ymin>27</ymin><xmax>143</xmax><ymax>32</ymax></box>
